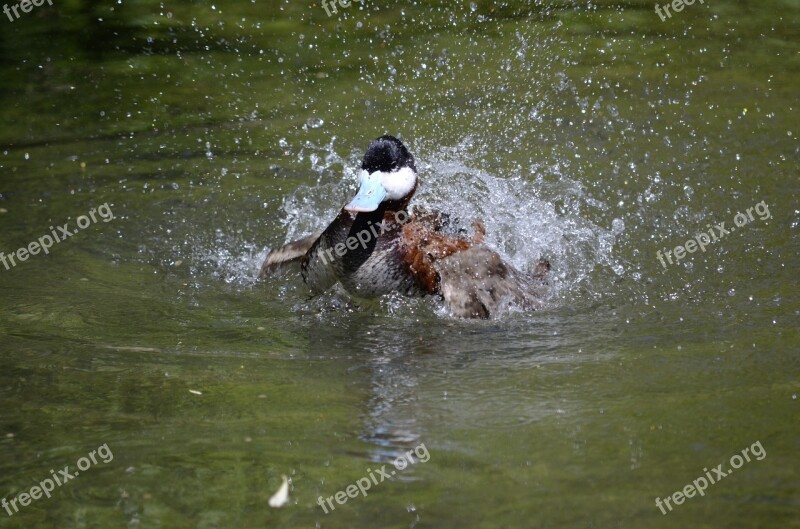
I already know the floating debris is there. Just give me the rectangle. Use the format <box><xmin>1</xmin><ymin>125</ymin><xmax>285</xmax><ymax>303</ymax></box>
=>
<box><xmin>268</xmin><ymin>475</ymin><xmax>290</xmax><ymax>508</ymax></box>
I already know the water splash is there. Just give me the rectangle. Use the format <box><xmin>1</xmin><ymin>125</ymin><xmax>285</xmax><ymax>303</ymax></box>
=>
<box><xmin>244</xmin><ymin>139</ymin><xmax>623</xmax><ymax>313</ymax></box>
<box><xmin>414</xmin><ymin>148</ymin><xmax>624</xmax><ymax>306</ymax></box>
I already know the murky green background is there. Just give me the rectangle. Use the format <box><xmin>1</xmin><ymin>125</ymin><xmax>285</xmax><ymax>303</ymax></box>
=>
<box><xmin>1</xmin><ymin>0</ymin><xmax>798</xmax><ymax>527</ymax></box>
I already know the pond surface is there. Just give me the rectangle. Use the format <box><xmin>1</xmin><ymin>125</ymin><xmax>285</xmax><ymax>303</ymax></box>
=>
<box><xmin>0</xmin><ymin>0</ymin><xmax>798</xmax><ymax>528</ymax></box>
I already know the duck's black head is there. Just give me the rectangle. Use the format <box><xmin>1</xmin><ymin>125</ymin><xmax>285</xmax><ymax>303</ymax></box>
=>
<box><xmin>345</xmin><ymin>135</ymin><xmax>418</xmax><ymax>213</ymax></box>
<box><xmin>360</xmin><ymin>135</ymin><xmax>417</xmax><ymax>173</ymax></box>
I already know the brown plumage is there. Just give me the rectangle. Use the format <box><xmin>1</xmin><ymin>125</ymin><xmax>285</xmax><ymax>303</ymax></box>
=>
<box><xmin>399</xmin><ymin>219</ymin><xmax>483</xmax><ymax>295</ymax></box>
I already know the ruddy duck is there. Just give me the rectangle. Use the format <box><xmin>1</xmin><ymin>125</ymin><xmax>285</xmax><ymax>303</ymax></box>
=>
<box><xmin>260</xmin><ymin>135</ymin><xmax>549</xmax><ymax>318</ymax></box>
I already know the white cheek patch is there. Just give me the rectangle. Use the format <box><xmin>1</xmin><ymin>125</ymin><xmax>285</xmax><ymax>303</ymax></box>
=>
<box><xmin>379</xmin><ymin>166</ymin><xmax>417</xmax><ymax>201</ymax></box>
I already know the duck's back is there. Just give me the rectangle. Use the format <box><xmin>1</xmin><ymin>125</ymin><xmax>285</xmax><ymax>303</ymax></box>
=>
<box><xmin>435</xmin><ymin>246</ymin><xmax>549</xmax><ymax>319</ymax></box>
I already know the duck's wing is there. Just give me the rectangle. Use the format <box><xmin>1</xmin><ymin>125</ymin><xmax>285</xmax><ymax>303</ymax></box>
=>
<box><xmin>259</xmin><ymin>231</ymin><xmax>323</xmax><ymax>279</ymax></box>
<box><xmin>434</xmin><ymin>246</ymin><xmax>548</xmax><ymax>319</ymax></box>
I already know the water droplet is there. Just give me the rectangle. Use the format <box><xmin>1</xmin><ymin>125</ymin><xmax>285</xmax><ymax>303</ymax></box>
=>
<box><xmin>305</xmin><ymin>117</ymin><xmax>324</xmax><ymax>129</ymax></box>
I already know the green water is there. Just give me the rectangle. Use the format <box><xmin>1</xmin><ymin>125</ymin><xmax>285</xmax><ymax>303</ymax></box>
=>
<box><xmin>1</xmin><ymin>0</ymin><xmax>798</xmax><ymax>527</ymax></box>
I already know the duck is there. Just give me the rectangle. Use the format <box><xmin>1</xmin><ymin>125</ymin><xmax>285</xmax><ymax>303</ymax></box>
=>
<box><xmin>259</xmin><ymin>135</ymin><xmax>549</xmax><ymax>318</ymax></box>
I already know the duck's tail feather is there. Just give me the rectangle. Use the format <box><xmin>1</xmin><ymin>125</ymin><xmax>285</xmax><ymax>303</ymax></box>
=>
<box><xmin>259</xmin><ymin>231</ymin><xmax>323</xmax><ymax>279</ymax></box>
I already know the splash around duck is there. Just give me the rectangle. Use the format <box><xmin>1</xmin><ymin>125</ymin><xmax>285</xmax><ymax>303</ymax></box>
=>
<box><xmin>259</xmin><ymin>135</ymin><xmax>550</xmax><ymax>318</ymax></box>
